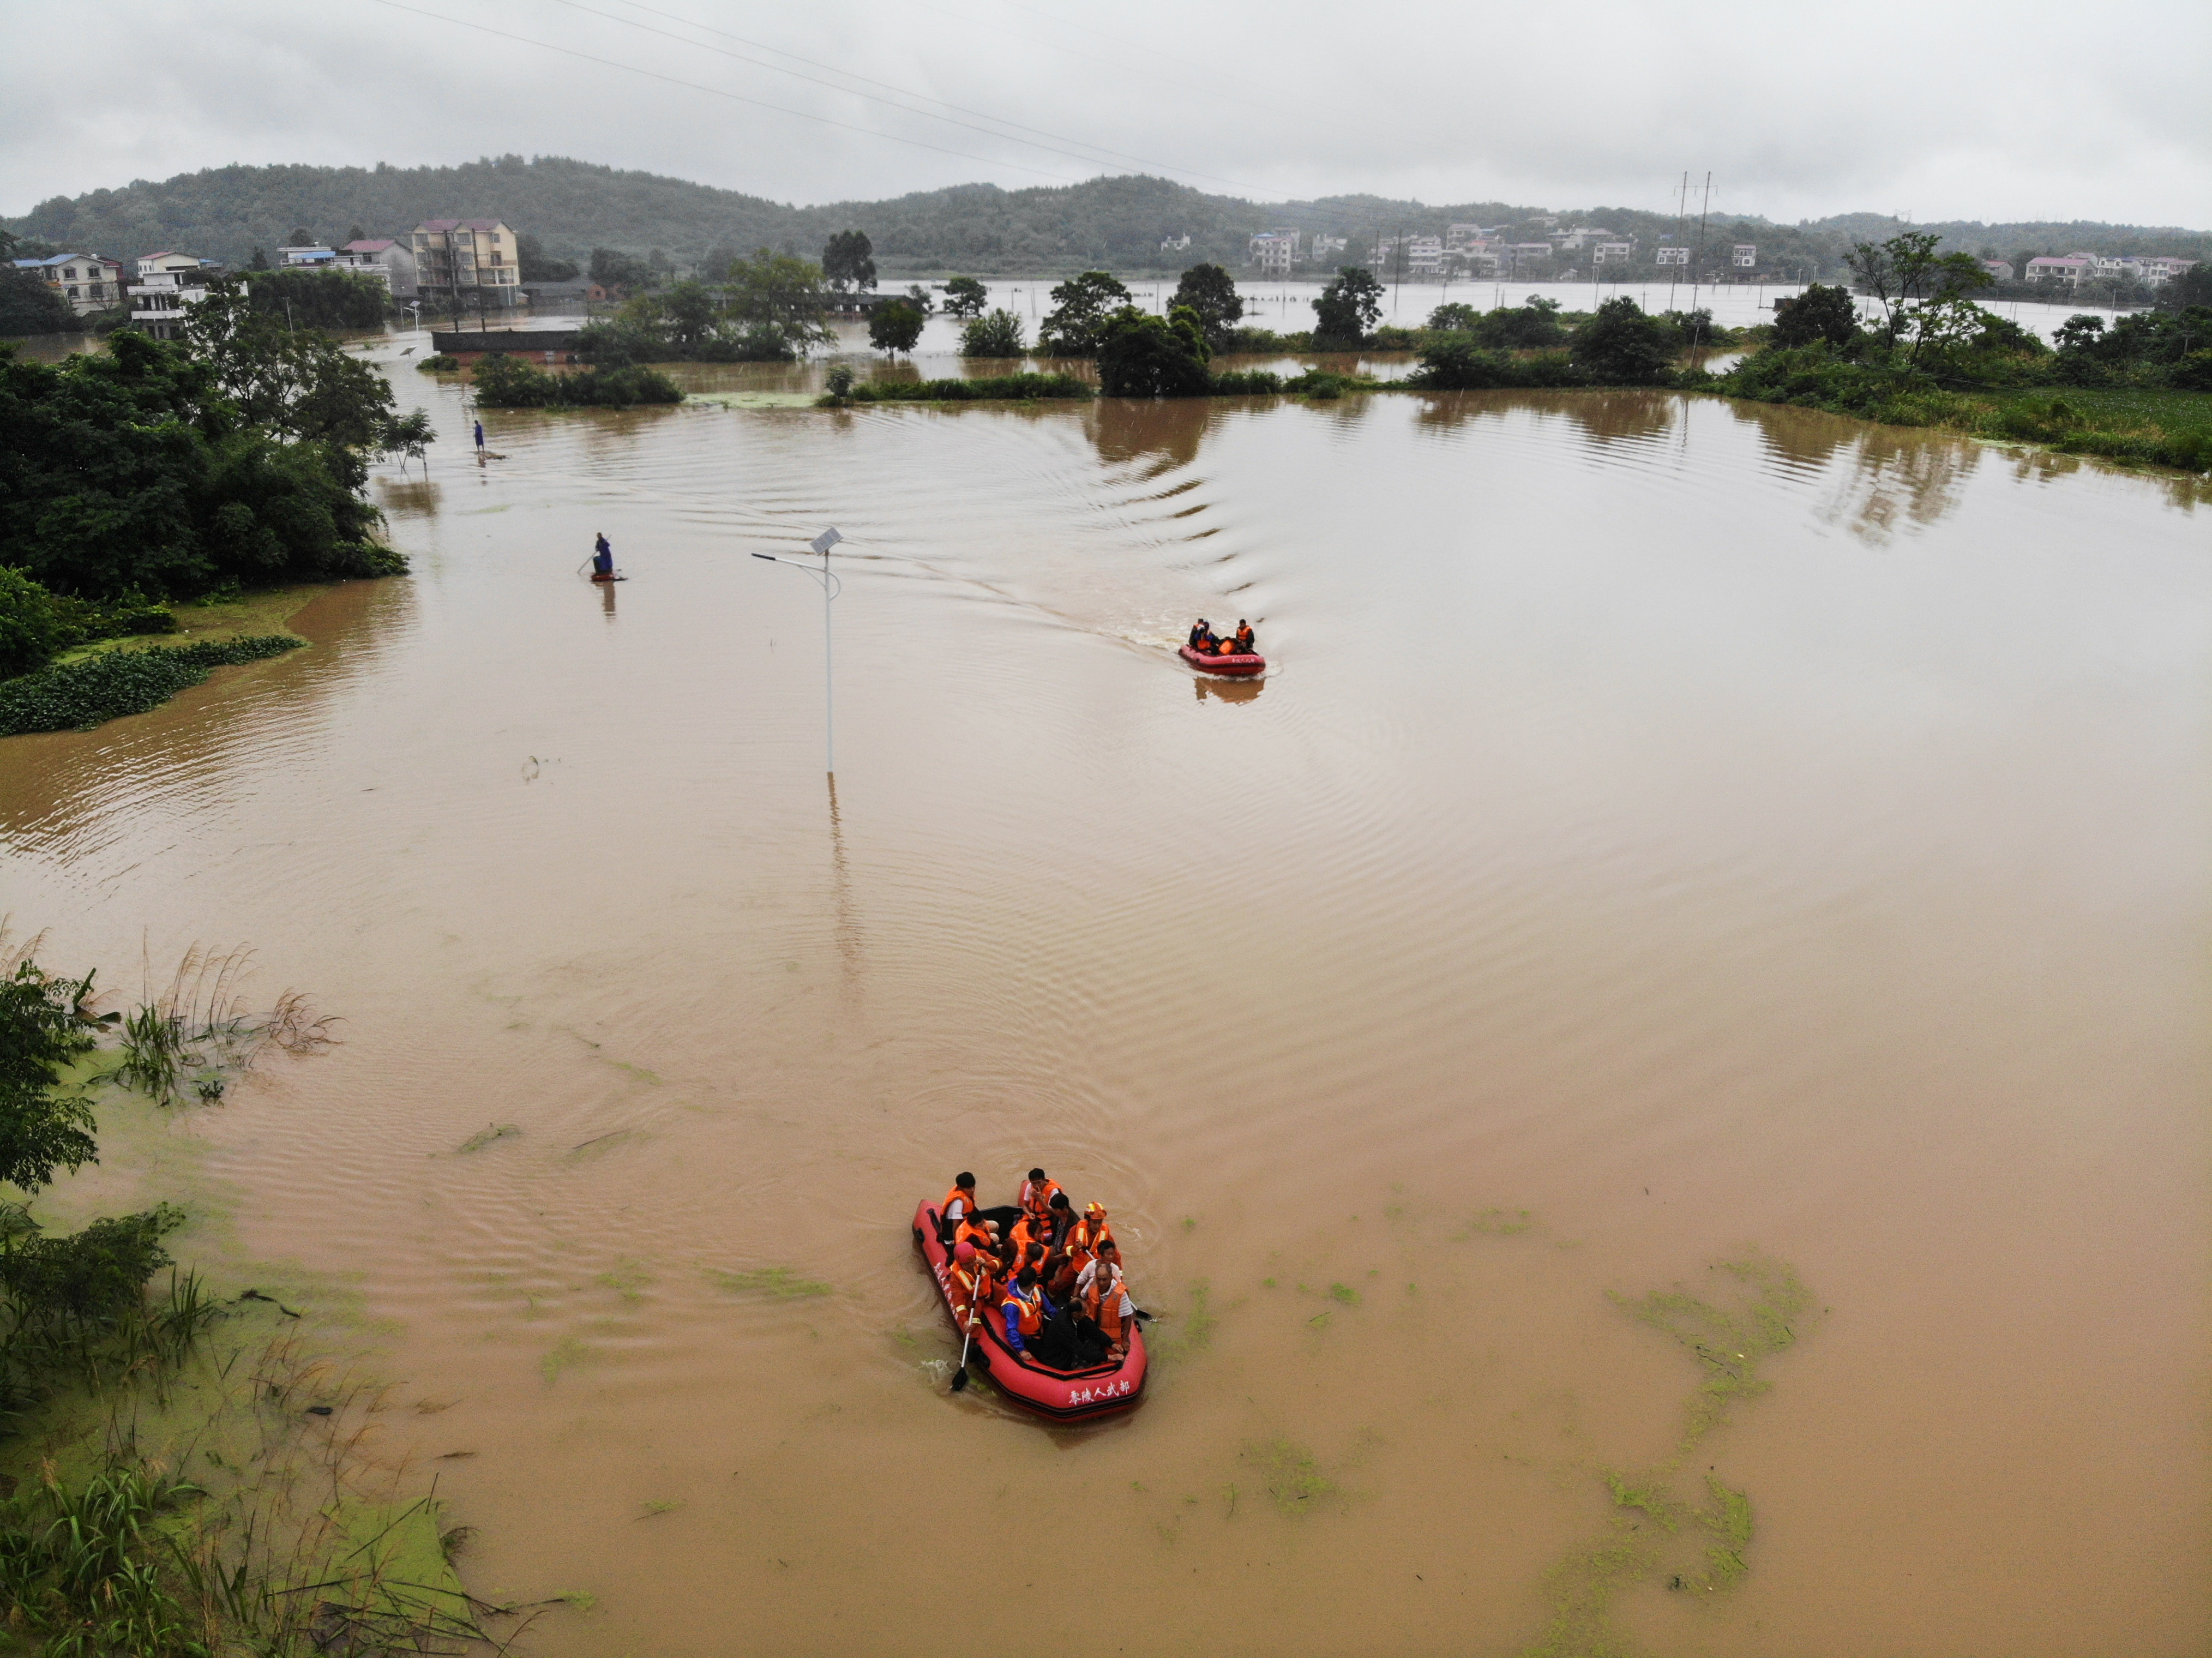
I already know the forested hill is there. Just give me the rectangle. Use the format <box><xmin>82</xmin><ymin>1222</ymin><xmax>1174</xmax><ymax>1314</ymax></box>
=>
<box><xmin>10</xmin><ymin>155</ymin><xmax>2208</xmax><ymax>279</ymax></box>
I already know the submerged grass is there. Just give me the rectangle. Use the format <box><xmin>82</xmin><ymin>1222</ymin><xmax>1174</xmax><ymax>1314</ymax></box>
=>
<box><xmin>1239</xmin><ymin>1438</ymin><xmax>1336</xmax><ymax>1515</ymax></box>
<box><xmin>705</xmin><ymin>1266</ymin><xmax>830</xmax><ymax>1300</ymax></box>
<box><xmin>1525</xmin><ymin>1253</ymin><xmax>1819</xmax><ymax>1658</ymax></box>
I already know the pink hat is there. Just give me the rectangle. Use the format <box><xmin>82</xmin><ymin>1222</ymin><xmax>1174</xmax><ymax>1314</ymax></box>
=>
<box><xmin>954</xmin><ymin>1242</ymin><xmax>976</xmax><ymax>1261</ymax></box>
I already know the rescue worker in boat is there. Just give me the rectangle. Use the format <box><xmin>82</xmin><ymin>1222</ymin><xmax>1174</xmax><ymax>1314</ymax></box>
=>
<box><xmin>1006</xmin><ymin>1208</ymin><xmax>1055</xmax><ymax>1277</ymax></box>
<box><xmin>940</xmin><ymin>1172</ymin><xmax>980</xmax><ymax>1245</ymax></box>
<box><xmin>1019</xmin><ymin>1168</ymin><xmax>1065</xmax><ymax>1227</ymax></box>
<box><xmin>1002</xmin><ymin>1266</ymin><xmax>1078</xmax><ymax>1367</ymax></box>
<box><xmin>1041</xmin><ymin>1191</ymin><xmax>1081</xmax><ymax>1297</ymax></box>
<box><xmin>952</xmin><ymin>1208</ymin><xmax>1001</xmax><ymax>1265</ymax></box>
<box><xmin>947</xmin><ymin>1241</ymin><xmax>998</xmax><ymax>1343</ymax></box>
<box><xmin>1063</xmin><ymin>1202</ymin><xmax>1114</xmax><ymax>1279</ymax></box>
<box><xmin>1188</xmin><ymin>618</ymin><xmax>1216</xmax><ymax>651</ymax></box>
<box><xmin>592</xmin><ymin>532</ymin><xmax>614</xmax><ymax>579</ymax></box>
<box><xmin>1077</xmin><ymin>1239</ymin><xmax>1137</xmax><ymax>1360</ymax></box>
<box><xmin>1230</xmin><ymin>621</ymin><xmax>1255</xmax><ymax>656</ymax></box>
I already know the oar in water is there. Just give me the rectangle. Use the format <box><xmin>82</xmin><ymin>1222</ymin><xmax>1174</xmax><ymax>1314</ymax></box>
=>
<box><xmin>950</xmin><ymin>1283</ymin><xmax>985</xmax><ymax>1393</ymax></box>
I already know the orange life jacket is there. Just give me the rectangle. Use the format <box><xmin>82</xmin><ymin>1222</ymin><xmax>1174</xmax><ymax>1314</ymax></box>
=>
<box><xmin>1064</xmin><ymin>1217</ymin><xmax>1114</xmax><ymax>1272</ymax></box>
<box><xmin>1020</xmin><ymin>1179</ymin><xmax>1064</xmax><ymax>1222</ymax></box>
<box><xmin>1003</xmin><ymin>1282</ymin><xmax>1044</xmax><ymax>1338</ymax></box>
<box><xmin>1234</xmin><ymin>629</ymin><xmax>1254</xmax><ymax>653</ymax></box>
<box><xmin>1009</xmin><ymin>1215</ymin><xmax>1054</xmax><ymax>1261</ymax></box>
<box><xmin>1083</xmin><ymin>1265</ymin><xmax>1129</xmax><ymax>1338</ymax></box>
<box><xmin>941</xmin><ymin>1186</ymin><xmax>979</xmax><ymax>1226</ymax></box>
<box><xmin>953</xmin><ymin>1215</ymin><xmax>995</xmax><ymax>1254</ymax></box>
<box><xmin>949</xmin><ymin>1260</ymin><xmax>996</xmax><ymax>1325</ymax></box>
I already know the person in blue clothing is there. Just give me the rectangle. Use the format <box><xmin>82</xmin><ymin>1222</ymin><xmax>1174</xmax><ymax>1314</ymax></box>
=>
<box><xmin>592</xmin><ymin>532</ymin><xmax>614</xmax><ymax>578</ymax></box>
<box><xmin>1001</xmin><ymin>1266</ymin><xmax>1078</xmax><ymax>1367</ymax></box>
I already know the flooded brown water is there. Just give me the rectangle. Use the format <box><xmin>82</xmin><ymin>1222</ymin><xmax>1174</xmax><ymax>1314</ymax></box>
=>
<box><xmin>4</xmin><ymin>346</ymin><xmax>2209</xmax><ymax>1656</ymax></box>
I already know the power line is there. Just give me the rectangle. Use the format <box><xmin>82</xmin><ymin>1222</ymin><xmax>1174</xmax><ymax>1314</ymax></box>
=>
<box><xmin>366</xmin><ymin>0</ymin><xmax>1091</xmax><ymax>184</ymax></box>
<box><xmin>590</xmin><ymin>0</ymin><xmax>1256</xmax><ymax>191</ymax></box>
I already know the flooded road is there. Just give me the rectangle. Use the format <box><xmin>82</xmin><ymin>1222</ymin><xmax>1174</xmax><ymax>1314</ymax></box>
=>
<box><xmin>3</xmin><ymin>348</ymin><xmax>2208</xmax><ymax>1656</ymax></box>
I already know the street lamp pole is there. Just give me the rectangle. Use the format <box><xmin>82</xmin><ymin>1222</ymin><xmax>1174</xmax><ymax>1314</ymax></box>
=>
<box><xmin>753</xmin><ymin>527</ymin><xmax>845</xmax><ymax>776</ymax></box>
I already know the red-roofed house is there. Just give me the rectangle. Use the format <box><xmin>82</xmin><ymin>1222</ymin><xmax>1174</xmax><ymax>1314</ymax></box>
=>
<box><xmin>411</xmin><ymin>219</ymin><xmax>523</xmax><ymax>308</ymax></box>
<box><xmin>2024</xmin><ymin>254</ymin><xmax>2095</xmax><ymax>288</ymax></box>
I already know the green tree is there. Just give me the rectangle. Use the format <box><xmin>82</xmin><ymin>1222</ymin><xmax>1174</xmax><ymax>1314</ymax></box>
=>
<box><xmin>1843</xmin><ymin>232</ymin><xmax>1992</xmax><ymax>349</ymax></box>
<box><xmin>1428</xmin><ymin>302</ymin><xmax>1481</xmax><ymax>332</ymax></box>
<box><xmin>960</xmin><ymin>309</ymin><xmax>1025</xmax><ymax>358</ymax></box>
<box><xmin>868</xmin><ymin>299</ymin><xmax>925</xmax><ymax>356</ymax></box>
<box><xmin>942</xmin><ymin>275</ymin><xmax>989</xmax><ymax>319</ymax></box>
<box><xmin>0</xmin><ymin>271</ymin><xmax>74</xmax><ymax>338</ymax></box>
<box><xmin>903</xmin><ymin>283</ymin><xmax>935</xmax><ymax>315</ymax></box>
<box><xmin>0</xmin><ymin>958</ymin><xmax>106</xmax><ymax>1193</ymax></box>
<box><xmin>589</xmin><ymin>247</ymin><xmax>656</xmax><ymax>295</ymax></box>
<box><xmin>517</xmin><ymin>233</ymin><xmax>579</xmax><ymax>283</ymax></box>
<box><xmin>1568</xmin><ymin>296</ymin><xmax>1678</xmax><ymax>383</ymax></box>
<box><xmin>722</xmin><ymin>249</ymin><xmax>835</xmax><ymax>356</ymax></box>
<box><xmin>1097</xmin><ymin>305</ymin><xmax>1212</xmax><ymax>397</ymax></box>
<box><xmin>1312</xmin><ymin>267</ymin><xmax>1383</xmax><ymax>344</ymax></box>
<box><xmin>1170</xmin><ymin>263</ymin><xmax>1243</xmax><ymax>349</ymax></box>
<box><xmin>0</xmin><ymin>566</ymin><xmax>60</xmax><ymax>678</ymax></box>
<box><xmin>821</xmin><ymin>230</ymin><xmax>877</xmax><ymax>293</ymax></box>
<box><xmin>246</xmin><ymin>248</ymin><xmax>271</xmax><ymax>272</ymax></box>
<box><xmin>1038</xmin><ymin>271</ymin><xmax>1133</xmax><ymax>355</ymax></box>
<box><xmin>1770</xmin><ymin>283</ymin><xmax>1860</xmax><ymax>350</ymax></box>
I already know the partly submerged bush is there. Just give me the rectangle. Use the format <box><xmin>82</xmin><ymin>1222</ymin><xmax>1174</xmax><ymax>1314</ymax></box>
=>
<box><xmin>1408</xmin><ymin>343</ymin><xmax>1588</xmax><ymax>391</ymax></box>
<box><xmin>471</xmin><ymin>353</ymin><xmax>683</xmax><ymax>408</ymax></box>
<box><xmin>838</xmin><ymin>373</ymin><xmax>1092</xmax><ymax>404</ymax></box>
<box><xmin>414</xmin><ymin>353</ymin><xmax>461</xmax><ymax>371</ymax></box>
<box><xmin>0</xmin><ymin>636</ymin><xmax>305</xmax><ymax>736</ymax></box>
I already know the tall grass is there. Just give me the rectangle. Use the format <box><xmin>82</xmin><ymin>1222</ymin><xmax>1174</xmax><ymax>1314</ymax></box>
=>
<box><xmin>116</xmin><ymin>947</ymin><xmax>338</xmax><ymax>1108</ymax></box>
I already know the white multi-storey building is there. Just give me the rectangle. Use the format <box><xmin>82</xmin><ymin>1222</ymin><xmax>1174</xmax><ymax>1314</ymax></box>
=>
<box><xmin>127</xmin><ymin>252</ymin><xmax>221</xmax><ymax>335</ymax></box>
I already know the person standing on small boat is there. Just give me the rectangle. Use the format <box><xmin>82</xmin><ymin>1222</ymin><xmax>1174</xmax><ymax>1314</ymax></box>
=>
<box><xmin>592</xmin><ymin>533</ymin><xmax>614</xmax><ymax>580</ymax></box>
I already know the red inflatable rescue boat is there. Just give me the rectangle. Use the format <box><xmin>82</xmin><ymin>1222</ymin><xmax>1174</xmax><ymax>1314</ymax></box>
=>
<box><xmin>1179</xmin><ymin>645</ymin><xmax>1266</xmax><ymax>677</ymax></box>
<box><xmin>911</xmin><ymin>1199</ymin><xmax>1147</xmax><ymax>1422</ymax></box>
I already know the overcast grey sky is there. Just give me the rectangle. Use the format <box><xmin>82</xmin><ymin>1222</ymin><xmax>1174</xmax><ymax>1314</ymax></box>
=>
<box><xmin>5</xmin><ymin>0</ymin><xmax>2205</xmax><ymax>225</ymax></box>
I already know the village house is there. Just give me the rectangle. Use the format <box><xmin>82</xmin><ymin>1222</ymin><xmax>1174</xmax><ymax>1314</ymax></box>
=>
<box><xmin>1981</xmin><ymin>260</ymin><xmax>2015</xmax><ymax>283</ymax></box>
<box><xmin>1732</xmin><ymin>244</ymin><xmax>1758</xmax><ymax>268</ymax></box>
<box><xmin>127</xmin><ymin>252</ymin><xmax>221</xmax><ymax>335</ymax></box>
<box><xmin>1592</xmin><ymin>239</ymin><xmax>1637</xmax><ymax>267</ymax></box>
<box><xmin>1249</xmin><ymin>230</ymin><xmax>1300</xmax><ymax>275</ymax></box>
<box><xmin>10</xmin><ymin>251</ymin><xmax>126</xmax><ymax>315</ymax></box>
<box><xmin>2023</xmin><ymin>254</ymin><xmax>2095</xmax><ymax>287</ymax></box>
<box><xmin>335</xmin><ymin>238</ymin><xmax>419</xmax><ymax>296</ymax></box>
<box><xmin>412</xmin><ymin>219</ymin><xmax>525</xmax><ymax>308</ymax></box>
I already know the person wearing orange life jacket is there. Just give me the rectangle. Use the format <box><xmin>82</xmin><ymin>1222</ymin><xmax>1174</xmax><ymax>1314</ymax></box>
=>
<box><xmin>1079</xmin><ymin>1246</ymin><xmax>1136</xmax><ymax>1360</ymax></box>
<box><xmin>952</xmin><ymin>1211</ymin><xmax>1001</xmax><ymax>1265</ymax></box>
<box><xmin>947</xmin><ymin>1242</ymin><xmax>998</xmax><ymax>1338</ymax></box>
<box><xmin>1063</xmin><ymin>1203</ymin><xmax>1115</xmax><ymax>1277</ymax></box>
<box><xmin>1007</xmin><ymin>1206</ymin><xmax>1057</xmax><ymax>1268</ymax></box>
<box><xmin>1019</xmin><ymin>1168</ymin><xmax>1065</xmax><ymax>1226</ymax></box>
<box><xmin>1075</xmin><ymin>1239</ymin><xmax>1138</xmax><ymax>1360</ymax></box>
<box><xmin>1231</xmin><ymin>621</ymin><xmax>1255</xmax><ymax>655</ymax></box>
<box><xmin>940</xmin><ymin>1172</ymin><xmax>982</xmax><ymax>1246</ymax></box>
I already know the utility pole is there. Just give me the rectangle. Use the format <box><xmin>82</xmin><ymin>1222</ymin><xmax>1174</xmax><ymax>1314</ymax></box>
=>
<box><xmin>753</xmin><ymin>528</ymin><xmax>845</xmax><ymax>777</ymax></box>
<box><xmin>1689</xmin><ymin>171</ymin><xmax>1714</xmax><ymax>313</ymax></box>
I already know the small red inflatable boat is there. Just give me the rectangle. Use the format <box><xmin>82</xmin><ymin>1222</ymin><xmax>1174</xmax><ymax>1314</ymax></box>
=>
<box><xmin>911</xmin><ymin>1199</ymin><xmax>1146</xmax><ymax>1422</ymax></box>
<box><xmin>1180</xmin><ymin>645</ymin><xmax>1266</xmax><ymax>677</ymax></box>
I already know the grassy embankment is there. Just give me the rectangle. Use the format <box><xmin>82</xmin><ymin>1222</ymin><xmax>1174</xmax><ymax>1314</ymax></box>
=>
<box><xmin>0</xmin><ymin>948</ymin><xmax>501</xmax><ymax>1655</ymax></box>
<box><xmin>0</xmin><ymin>589</ymin><xmax>319</xmax><ymax>740</ymax></box>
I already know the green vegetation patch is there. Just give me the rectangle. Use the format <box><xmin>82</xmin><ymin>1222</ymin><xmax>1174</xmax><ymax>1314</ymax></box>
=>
<box><xmin>1239</xmin><ymin>1437</ymin><xmax>1336</xmax><ymax>1515</ymax></box>
<box><xmin>0</xmin><ymin>636</ymin><xmax>305</xmax><ymax>736</ymax></box>
<box><xmin>1525</xmin><ymin>1254</ymin><xmax>1819</xmax><ymax>1658</ymax></box>
<box><xmin>836</xmin><ymin>372</ymin><xmax>1093</xmax><ymax>405</ymax></box>
<box><xmin>706</xmin><ymin>1265</ymin><xmax>830</xmax><ymax>1300</ymax></box>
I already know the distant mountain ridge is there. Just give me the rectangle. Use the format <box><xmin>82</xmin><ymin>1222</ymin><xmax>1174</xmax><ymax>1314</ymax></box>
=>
<box><xmin>11</xmin><ymin>155</ymin><xmax>2208</xmax><ymax>279</ymax></box>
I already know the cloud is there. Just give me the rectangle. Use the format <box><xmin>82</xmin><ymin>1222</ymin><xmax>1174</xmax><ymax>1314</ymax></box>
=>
<box><xmin>4</xmin><ymin>0</ymin><xmax>2205</xmax><ymax>225</ymax></box>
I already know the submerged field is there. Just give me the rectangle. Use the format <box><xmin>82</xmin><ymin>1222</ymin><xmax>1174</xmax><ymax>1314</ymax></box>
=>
<box><xmin>1</xmin><ymin>332</ymin><xmax>2205</xmax><ymax>1657</ymax></box>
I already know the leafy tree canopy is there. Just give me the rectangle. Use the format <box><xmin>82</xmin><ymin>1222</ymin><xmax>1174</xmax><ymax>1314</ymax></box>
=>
<box><xmin>1038</xmin><ymin>270</ymin><xmax>1133</xmax><ymax>356</ymax></box>
<box><xmin>942</xmin><ymin>275</ymin><xmax>988</xmax><ymax>319</ymax></box>
<box><xmin>1312</xmin><ymin>266</ymin><xmax>1383</xmax><ymax>343</ymax></box>
<box><xmin>1771</xmin><ymin>283</ymin><xmax>1860</xmax><ymax>350</ymax></box>
<box><xmin>961</xmin><ymin>308</ymin><xmax>1025</xmax><ymax>358</ymax></box>
<box><xmin>1097</xmin><ymin>305</ymin><xmax>1212</xmax><ymax>397</ymax></box>
<box><xmin>1567</xmin><ymin>296</ymin><xmax>1678</xmax><ymax>383</ymax></box>
<box><xmin>868</xmin><ymin>299</ymin><xmax>925</xmax><ymax>356</ymax></box>
<box><xmin>1170</xmin><ymin>263</ymin><xmax>1243</xmax><ymax>349</ymax></box>
<box><xmin>822</xmin><ymin>229</ymin><xmax>877</xmax><ymax>293</ymax></box>
<box><xmin>0</xmin><ymin>959</ymin><xmax>105</xmax><ymax>1193</ymax></box>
